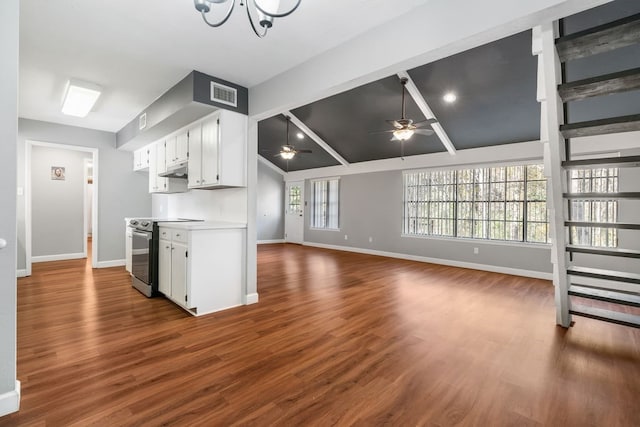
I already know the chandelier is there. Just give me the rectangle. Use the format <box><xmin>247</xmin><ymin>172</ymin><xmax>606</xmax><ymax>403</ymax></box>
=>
<box><xmin>194</xmin><ymin>0</ymin><xmax>302</xmax><ymax>38</ymax></box>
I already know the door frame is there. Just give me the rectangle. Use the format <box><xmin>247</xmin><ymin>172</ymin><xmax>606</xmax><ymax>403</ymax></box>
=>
<box><xmin>284</xmin><ymin>180</ymin><xmax>304</xmax><ymax>244</ymax></box>
<box><xmin>25</xmin><ymin>140</ymin><xmax>99</xmax><ymax>275</ymax></box>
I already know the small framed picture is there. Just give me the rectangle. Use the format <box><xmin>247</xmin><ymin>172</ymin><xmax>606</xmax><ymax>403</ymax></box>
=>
<box><xmin>51</xmin><ymin>166</ymin><xmax>65</xmax><ymax>180</ymax></box>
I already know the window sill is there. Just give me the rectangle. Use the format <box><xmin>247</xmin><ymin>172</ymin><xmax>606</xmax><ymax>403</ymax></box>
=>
<box><xmin>400</xmin><ymin>233</ymin><xmax>552</xmax><ymax>249</ymax></box>
<box><xmin>310</xmin><ymin>227</ymin><xmax>341</xmax><ymax>232</ymax></box>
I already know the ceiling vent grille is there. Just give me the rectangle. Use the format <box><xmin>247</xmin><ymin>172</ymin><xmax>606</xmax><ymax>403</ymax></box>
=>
<box><xmin>211</xmin><ymin>82</ymin><xmax>237</xmax><ymax>107</ymax></box>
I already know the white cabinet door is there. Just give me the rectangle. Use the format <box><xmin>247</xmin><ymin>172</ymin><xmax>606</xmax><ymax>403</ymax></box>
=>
<box><xmin>176</xmin><ymin>133</ymin><xmax>189</xmax><ymax>164</ymax></box>
<box><xmin>201</xmin><ymin>117</ymin><xmax>219</xmax><ymax>186</ymax></box>
<box><xmin>156</xmin><ymin>140</ymin><xmax>167</xmax><ymax>174</ymax></box>
<box><xmin>158</xmin><ymin>239</ymin><xmax>172</xmax><ymax>295</ymax></box>
<box><xmin>188</xmin><ymin>125</ymin><xmax>202</xmax><ymax>188</ymax></box>
<box><xmin>171</xmin><ymin>242</ymin><xmax>190</xmax><ymax>308</ymax></box>
<box><xmin>148</xmin><ymin>144</ymin><xmax>158</xmax><ymax>193</ymax></box>
<box><xmin>165</xmin><ymin>136</ymin><xmax>177</xmax><ymax>167</ymax></box>
<box><xmin>133</xmin><ymin>150</ymin><xmax>141</xmax><ymax>170</ymax></box>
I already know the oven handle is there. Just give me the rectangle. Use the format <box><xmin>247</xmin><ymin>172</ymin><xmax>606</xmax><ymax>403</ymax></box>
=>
<box><xmin>132</xmin><ymin>231</ymin><xmax>152</xmax><ymax>240</ymax></box>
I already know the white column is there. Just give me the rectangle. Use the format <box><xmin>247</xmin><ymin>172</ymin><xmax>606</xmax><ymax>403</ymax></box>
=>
<box><xmin>245</xmin><ymin>117</ymin><xmax>259</xmax><ymax>304</ymax></box>
<box><xmin>0</xmin><ymin>0</ymin><xmax>21</xmax><ymax>417</ymax></box>
<box><xmin>535</xmin><ymin>23</ymin><xmax>572</xmax><ymax>327</ymax></box>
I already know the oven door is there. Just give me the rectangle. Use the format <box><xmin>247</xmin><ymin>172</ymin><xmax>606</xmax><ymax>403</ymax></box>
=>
<box><xmin>131</xmin><ymin>229</ymin><xmax>152</xmax><ymax>286</ymax></box>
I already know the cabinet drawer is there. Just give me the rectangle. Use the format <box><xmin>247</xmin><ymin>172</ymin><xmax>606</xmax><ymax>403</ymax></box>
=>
<box><xmin>172</xmin><ymin>229</ymin><xmax>188</xmax><ymax>243</ymax></box>
<box><xmin>159</xmin><ymin>228</ymin><xmax>171</xmax><ymax>240</ymax></box>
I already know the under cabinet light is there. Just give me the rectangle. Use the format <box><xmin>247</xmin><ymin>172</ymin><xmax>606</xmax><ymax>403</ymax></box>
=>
<box><xmin>62</xmin><ymin>79</ymin><xmax>102</xmax><ymax>117</ymax></box>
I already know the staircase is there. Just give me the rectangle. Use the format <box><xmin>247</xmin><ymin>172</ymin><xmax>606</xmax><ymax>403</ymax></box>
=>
<box><xmin>536</xmin><ymin>11</ymin><xmax>640</xmax><ymax>329</ymax></box>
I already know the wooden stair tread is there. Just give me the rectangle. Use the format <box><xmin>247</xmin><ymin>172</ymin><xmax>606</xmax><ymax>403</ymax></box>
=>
<box><xmin>565</xmin><ymin>221</ymin><xmax>640</xmax><ymax>230</ymax></box>
<box><xmin>560</xmin><ymin>114</ymin><xmax>640</xmax><ymax>139</ymax></box>
<box><xmin>556</xmin><ymin>13</ymin><xmax>640</xmax><ymax>62</ymax></box>
<box><xmin>568</xmin><ymin>266</ymin><xmax>640</xmax><ymax>284</ymax></box>
<box><xmin>563</xmin><ymin>192</ymin><xmax>640</xmax><ymax>199</ymax></box>
<box><xmin>570</xmin><ymin>304</ymin><xmax>640</xmax><ymax>328</ymax></box>
<box><xmin>558</xmin><ymin>67</ymin><xmax>640</xmax><ymax>101</ymax></box>
<box><xmin>566</xmin><ymin>245</ymin><xmax>640</xmax><ymax>258</ymax></box>
<box><xmin>569</xmin><ymin>285</ymin><xmax>640</xmax><ymax>307</ymax></box>
<box><xmin>562</xmin><ymin>155</ymin><xmax>640</xmax><ymax>169</ymax></box>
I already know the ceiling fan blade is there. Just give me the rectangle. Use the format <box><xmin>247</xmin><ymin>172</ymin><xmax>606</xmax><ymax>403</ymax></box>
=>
<box><xmin>412</xmin><ymin>119</ymin><xmax>438</xmax><ymax>128</ymax></box>
<box><xmin>390</xmin><ymin>135</ymin><xmax>400</xmax><ymax>141</ymax></box>
<box><xmin>414</xmin><ymin>129</ymin><xmax>435</xmax><ymax>136</ymax></box>
<box><xmin>369</xmin><ymin>129</ymin><xmax>396</xmax><ymax>135</ymax></box>
<box><xmin>385</xmin><ymin>120</ymin><xmax>403</xmax><ymax>129</ymax></box>
<box><xmin>296</xmin><ymin>149</ymin><xmax>312</xmax><ymax>153</ymax></box>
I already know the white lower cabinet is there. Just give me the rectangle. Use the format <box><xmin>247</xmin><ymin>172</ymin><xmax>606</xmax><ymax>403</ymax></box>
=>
<box><xmin>158</xmin><ymin>225</ymin><xmax>245</xmax><ymax>315</ymax></box>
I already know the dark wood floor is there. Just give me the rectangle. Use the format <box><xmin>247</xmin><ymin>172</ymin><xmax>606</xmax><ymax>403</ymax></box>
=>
<box><xmin>2</xmin><ymin>244</ymin><xmax>639</xmax><ymax>426</ymax></box>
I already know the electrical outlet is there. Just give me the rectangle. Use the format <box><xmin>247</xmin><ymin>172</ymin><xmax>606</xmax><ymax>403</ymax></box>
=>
<box><xmin>344</xmin><ymin>234</ymin><xmax>348</xmax><ymax>240</ymax></box>
<box><xmin>474</xmin><ymin>247</ymin><xmax>479</xmax><ymax>255</ymax></box>
<box><xmin>369</xmin><ymin>236</ymin><xmax>373</xmax><ymax>243</ymax></box>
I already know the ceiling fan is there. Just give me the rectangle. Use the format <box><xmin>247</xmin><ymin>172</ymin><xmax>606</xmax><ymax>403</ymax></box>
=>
<box><xmin>373</xmin><ymin>77</ymin><xmax>437</xmax><ymax>142</ymax></box>
<box><xmin>277</xmin><ymin>116</ymin><xmax>312</xmax><ymax>160</ymax></box>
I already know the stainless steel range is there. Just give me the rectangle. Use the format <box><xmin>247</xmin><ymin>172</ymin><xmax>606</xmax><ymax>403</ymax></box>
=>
<box><xmin>128</xmin><ymin>218</ymin><xmax>202</xmax><ymax>297</ymax></box>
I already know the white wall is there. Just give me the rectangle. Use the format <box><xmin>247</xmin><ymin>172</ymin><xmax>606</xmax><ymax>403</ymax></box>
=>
<box><xmin>31</xmin><ymin>146</ymin><xmax>91</xmax><ymax>259</ymax></box>
<box><xmin>152</xmin><ymin>188</ymin><xmax>247</xmax><ymax>222</ymax></box>
<box><xmin>257</xmin><ymin>161</ymin><xmax>284</xmax><ymax>241</ymax></box>
<box><xmin>17</xmin><ymin>119</ymin><xmax>151</xmax><ymax>269</ymax></box>
<box><xmin>0</xmin><ymin>0</ymin><xmax>20</xmax><ymax>416</ymax></box>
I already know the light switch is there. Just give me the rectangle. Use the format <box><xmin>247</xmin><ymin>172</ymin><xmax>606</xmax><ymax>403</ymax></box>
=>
<box><xmin>17</xmin><ymin>187</ymin><xmax>23</xmax><ymax>196</ymax></box>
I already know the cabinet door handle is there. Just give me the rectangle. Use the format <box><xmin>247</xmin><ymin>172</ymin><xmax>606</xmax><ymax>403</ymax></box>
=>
<box><xmin>165</xmin><ymin>245</ymin><xmax>170</xmax><ymax>249</ymax></box>
<box><xmin>176</xmin><ymin>233</ymin><xmax>181</xmax><ymax>237</ymax></box>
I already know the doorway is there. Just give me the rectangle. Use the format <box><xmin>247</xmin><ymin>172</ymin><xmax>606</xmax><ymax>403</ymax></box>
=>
<box><xmin>284</xmin><ymin>181</ymin><xmax>304</xmax><ymax>244</ymax></box>
<box><xmin>25</xmin><ymin>140</ymin><xmax>99</xmax><ymax>275</ymax></box>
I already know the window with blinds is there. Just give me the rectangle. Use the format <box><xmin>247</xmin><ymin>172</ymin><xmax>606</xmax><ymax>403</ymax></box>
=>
<box><xmin>311</xmin><ymin>178</ymin><xmax>340</xmax><ymax>230</ymax></box>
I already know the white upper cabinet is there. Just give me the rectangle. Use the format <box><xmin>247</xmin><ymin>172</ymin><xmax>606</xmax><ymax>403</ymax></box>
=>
<box><xmin>188</xmin><ymin>110</ymin><xmax>246</xmax><ymax>189</ymax></box>
<box><xmin>133</xmin><ymin>145</ymin><xmax>151</xmax><ymax>171</ymax></box>
<box><xmin>149</xmin><ymin>141</ymin><xmax>187</xmax><ymax>194</ymax></box>
<box><xmin>166</xmin><ymin>133</ymin><xmax>189</xmax><ymax>168</ymax></box>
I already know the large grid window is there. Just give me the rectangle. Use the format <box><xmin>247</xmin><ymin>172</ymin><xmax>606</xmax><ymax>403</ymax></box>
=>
<box><xmin>311</xmin><ymin>178</ymin><xmax>339</xmax><ymax>230</ymax></box>
<box><xmin>569</xmin><ymin>168</ymin><xmax>618</xmax><ymax>247</ymax></box>
<box><xmin>403</xmin><ymin>164</ymin><xmax>549</xmax><ymax>243</ymax></box>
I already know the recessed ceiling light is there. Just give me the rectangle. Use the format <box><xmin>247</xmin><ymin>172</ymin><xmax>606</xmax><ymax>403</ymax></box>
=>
<box><xmin>61</xmin><ymin>79</ymin><xmax>102</xmax><ymax>117</ymax></box>
<box><xmin>443</xmin><ymin>92</ymin><xmax>457</xmax><ymax>103</ymax></box>
<box><xmin>296</xmin><ymin>132</ymin><xmax>304</xmax><ymax>139</ymax></box>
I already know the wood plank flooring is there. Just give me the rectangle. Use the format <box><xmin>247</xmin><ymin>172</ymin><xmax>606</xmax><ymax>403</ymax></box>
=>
<box><xmin>2</xmin><ymin>243</ymin><xmax>640</xmax><ymax>426</ymax></box>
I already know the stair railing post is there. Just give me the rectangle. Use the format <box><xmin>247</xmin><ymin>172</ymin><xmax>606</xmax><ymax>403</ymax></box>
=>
<box><xmin>534</xmin><ymin>22</ymin><xmax>572</xmax><ymax>327</ymax></box>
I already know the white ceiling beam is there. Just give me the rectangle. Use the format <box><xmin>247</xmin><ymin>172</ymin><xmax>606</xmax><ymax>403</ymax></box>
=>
<box><xmin>397</xmin><ymin>71</ymin><xmax>456</xmax><ymax>156</ymax></box>
<box><xmin>285</xmin><ymin>111</ymin><xmax>350</xmax><ymax>166</ymax></box>
<box><xmin>258</xmin><ymin>154</ymin><xmax>287</xmax><ymax>176</ymax></box>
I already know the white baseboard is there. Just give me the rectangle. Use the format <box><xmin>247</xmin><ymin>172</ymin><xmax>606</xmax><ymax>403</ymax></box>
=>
<box><xmin>95</xmin><ymin>259</ymin><xmax>126</xmax><ymax>268</ymax></box>
<box><xmin>16</xmin><ymin>269</ymin><xmax>27</xmax><ymax>278</ymax></box>
<box><xmin>303</xmin><ymin>242</ymin><xmax>553</xmax><ymax>280</ymax></box>
<box><xmin>257</xmin><ymin>239</ymin><xmax>285</xmax><ymax>244</ymax></box>
<box><xmin>32</xmin><ymin>252</ymin><xmax>85</xmax><ymax>263</ymax></box>
<box><xmin>245</xmin><ymin>293</ymin><xmax>259</xmax><ymax>304</ymax></box>
<box><xmin>0</xmin><ymin>380</ymin><xmax>20</xmax><ymax>417</ymax></box>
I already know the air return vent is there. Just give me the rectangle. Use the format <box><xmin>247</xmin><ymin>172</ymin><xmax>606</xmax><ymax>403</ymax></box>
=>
<box><xmin>211</xmin><ymin>82</ymin><xmax>237</xmax><ymax>107</ymax></box>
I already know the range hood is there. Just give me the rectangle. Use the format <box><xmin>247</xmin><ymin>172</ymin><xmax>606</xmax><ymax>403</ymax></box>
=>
<box><xmin>159</xmin><ymin>163</ymin><xmax>188</xmax><ymax>179</ymax></box>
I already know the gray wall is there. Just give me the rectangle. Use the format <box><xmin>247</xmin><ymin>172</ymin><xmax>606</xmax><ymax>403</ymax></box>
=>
<box><xmin>17</xmin><ymin>119</ymin><xmax>151</xmax><ymax>268</ymax></box>
<box><xmin>304</xmin><ymin>169</ymin><xmax>553</xmax><ymax>275</ymax></box>
<box><xmin>31</xmin><ymin>146</ymin><xmax>91</xmax><ymax>258</ymax></box>
<box><xmin>257</xmin><ymin>161</ymin><xmax>284</xmax><ymax>241</ymax></box>
<box><xmin>0</xmin><ymin>0</ymin><xmax>18</xmax><ymax>403</ymax></box>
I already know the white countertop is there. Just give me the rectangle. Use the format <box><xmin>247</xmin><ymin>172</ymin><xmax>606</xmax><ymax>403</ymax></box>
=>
<box><xmin>159</xmin><ymin>221</ymin><xmax>247</xmax><ymax>230</ymax></box>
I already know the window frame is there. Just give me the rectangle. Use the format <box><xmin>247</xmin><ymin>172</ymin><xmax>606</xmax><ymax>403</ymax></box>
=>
<box><xmin>310</xmin><ymin>177</ymin><xmax>340</xmax><ymax>231</ymax></box>
<box><xmin>402</xmin><ymin>162</ymin><xmax>550</xmax><ymax>245</ymax></box>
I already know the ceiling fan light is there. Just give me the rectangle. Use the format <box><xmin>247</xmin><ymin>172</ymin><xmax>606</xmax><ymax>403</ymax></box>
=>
<box><xmin>393</xmin><ymin>128</ymin><xmax>414</xmax><ymax>141</ymax></box>
<box><xmin>280</xmin><ymin>151</ymin><xmax>295</xmax><ymax>160</ymax></box>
